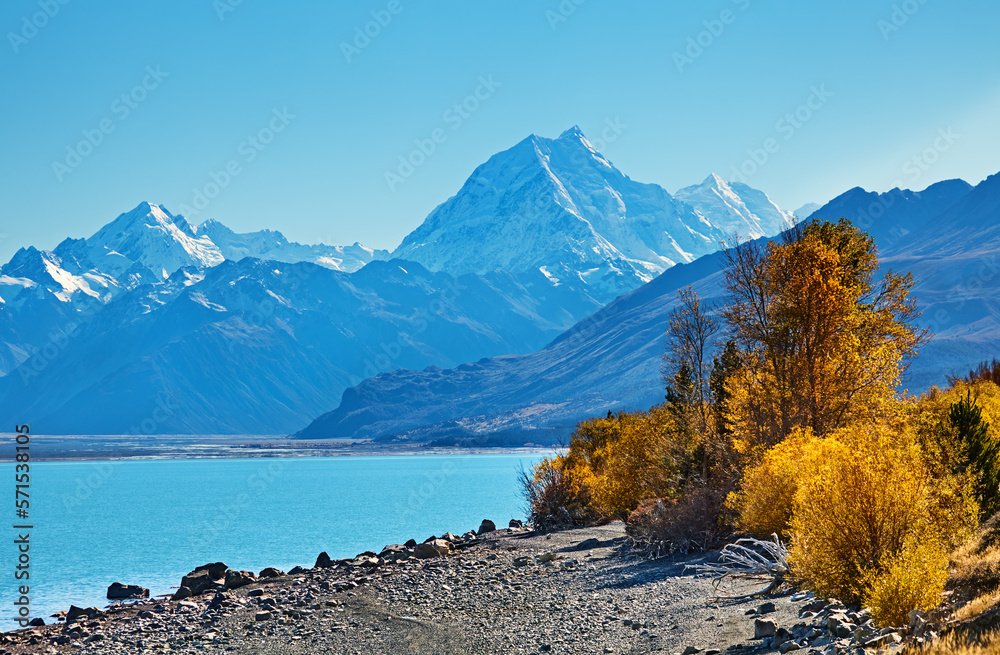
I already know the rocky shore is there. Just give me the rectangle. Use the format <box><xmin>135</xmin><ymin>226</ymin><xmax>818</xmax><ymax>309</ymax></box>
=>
<box><xmin>1</xmin><ymin>521</ymin><xmax>918</xmax><ymax>655</ymax></box>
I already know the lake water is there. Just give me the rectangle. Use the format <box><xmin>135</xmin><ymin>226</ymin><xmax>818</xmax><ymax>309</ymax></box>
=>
<box><xmin>0</xmin><ymin>453</ymin><xmax>546</xmax><ymax>630</ymax></box>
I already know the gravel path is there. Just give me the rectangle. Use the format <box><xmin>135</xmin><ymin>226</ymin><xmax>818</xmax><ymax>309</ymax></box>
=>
<box><xmin>1</xmin><ymin>522</ymin><xmax>813</xmax><ymax>655</ymax></box>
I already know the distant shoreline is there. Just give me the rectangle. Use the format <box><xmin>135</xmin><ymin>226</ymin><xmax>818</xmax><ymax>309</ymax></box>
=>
<box><xmin>0</xmin><ymin>433</ymin><xmax>559</xmax><ymax>462</ymax></box>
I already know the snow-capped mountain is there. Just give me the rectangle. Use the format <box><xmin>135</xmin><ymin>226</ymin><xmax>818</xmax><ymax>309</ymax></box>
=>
<box><xmin>87</xmin><ymin>202</ymin><xmax>225</xmax><ymax>279</ymax></box>
<box><xmin>296</xmin><ymin>175</ymin><xmax>994</xmax><ymax>444</ymax></box>
<box><xmin>392</xmin><ymin>127</ymin><xmax>799</xmax><ymax>303</ymax></box>
<box><xmin>0</xmin><ymin>202</ymin><xmax>388</xmax><ymax>377</ymax></box>
<box><xmin>195</xmin><ymin>220</ymin><xmax>388</xmax><ymax>273</ymax></box>
<box><xmin>674</xmin><ymin>173</ymin><xmax>796</xmax><ymax>240</ymax></box>
<box><xmin>0</xmin><ymin>258</ymin><xmax>569</xmax><ymax>434</ymax></box>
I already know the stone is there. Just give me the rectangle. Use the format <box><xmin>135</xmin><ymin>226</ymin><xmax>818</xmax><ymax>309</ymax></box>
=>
<box><xmin>853</xmin><ymin>625</ymin><xmax>874</xmax><ymax>643</ymax></box>
<box><xmin>379</xmin><ymin>545</ymin><xmax>407</xmax><ymax>561</ymax></box>
<box><xmin>27</xmin><ymin>617</ymin><xmax>44</xmax><ymax>627</ymax></box>
<box><xmin>758</xmin><ymin>601</ymin><xmax>777</xmax><ymax>614</ymax></box>
<box><xmin>254</xmin><ymin>611</ymin><xmax>272</xmax><ymax>621</ymax></box>
<box><xmin>478</xmin><ymin>519</ymin><xmax>497</xmax><ymax>534</ymax></box>
<box><xmin>171</xmin><ymin>586</ymin><xmax>192</xmax><ymax>601</ymax></box>
<box><xmin>538</xmin><ymin>552</ymin><xmax>560</xmax><ymax>563</ymax></box>
<box><xmin>509</xmin><ymin>519</ymin><xmax>524</xmax><ymax>528</ymax></box>
<box><xmin>834</xmin><ymin>624</ymin><xmax>854</xmax><ymax>638</ymax></box>
<box><xmin>66</xmin><ymin>606</ymin><xmax>100</xmax><ymax>623</ymax></box>
<box><xmin>802</xmin><ymin>599</ymin><xmax>829</xmax><ymax>614</ymax></box>
<box><xmin>258</xmin><ymin>567</ymin><xmax>284</xmax><ymax>579</ymax></box>
<box><xmin>754</xmin><ymin>619</ymin><xmax>777</xmax><ymax>639</ymax></box>
<box><xmin>179</xmin><ymin>570</ymin><xmax>216</xmax><ymax>595</ymax></box>
<box><xmin>224</xmin><ymin>569</ymin><xmax>256</xmax><ymax>590</ymax></box>
<box><xmin>682</xmin><ymin>647</ymin><xmax>701</xmax><ymax>655</ymax></box>
<box><xmin>864</xmin><ymin>633</ymin><xmax>901</xmax><ymax>649</ymax></box>
<box><xmin>288</xmin><ymin>566</ymin><xmax>305</xmax><ymax>575</ymax></box>
<box><xmin>192</xmin><ymin>562</ymin><xmax>228</xmax><ymax>580</ymax></box>
<box><xmin>404</xmin><ymin>539</ymin><xmax>417</xmax><ymax>548</ymax></box>
<box><xmin>315</xmin><ymin>552</ymin><xmax>334</xmax><ymax>568</ymax></box>
<box><xmin>576</xmin><ymin>538</ymin><xmax>601</xmax><ymax>550</ymax></box>
<box><xmin>106</xmin><ymin>582</ymin><xmax>149</xmax><ymax>600</ymax></box>
<box><xmin>779</xmin><ymin>642</ymin><xmax>800</xmax><ymax>653</ymax></box>
<box><xmin>414</xmin><ymin>539</ymin><xmax>451</xmax><ymax>559</ymax></box>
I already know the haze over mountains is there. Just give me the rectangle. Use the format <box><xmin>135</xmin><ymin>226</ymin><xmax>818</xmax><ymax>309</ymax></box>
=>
<box><xmin>6</xmin><ymin>127</ymin><xmax>986</xmax><ymax>440</ymax></box>
<box><xmin>297</xmin><ymin>174</ymin><xmax>1000</xmax><ymax>445</ymax></box>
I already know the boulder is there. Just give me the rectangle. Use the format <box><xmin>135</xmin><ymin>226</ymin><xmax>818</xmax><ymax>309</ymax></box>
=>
<box><xmin>106</xmin><ymin>582</ymin><xmax>149</xmax><ymax>600</ymax></box>
<box><xmin>441</xmin><ymin>532</ymin><xmax>458</xmax><ymax>543</ymax></box>
<box><xmin>66</xmin><ymin>606</ymin><xmax>100</xmax><ymax>624</ymax></box>
<box><xmin>478</xmin><ymin>519</ymin><xmax>496</xmax><ymax>535</ymax></box>
<box><xmin>379</xmin><ymin>544</ymin><xmax>406</xmax><ymax>560</ymax></box>
<box><xmin>414</xmin><ymin>539</ymin><xmax>451</xmax><ymax>559</ymax></box>
<box><xmin>27</xmin><ymin>617</ymin><xmax>44</xmax><ymax>627</ymax></box>
<box><xmin>404</xmin><ymin>539</ymin><xmax>417</xmax><ymax>548</ymax></box>
<box><xmin>315</xmin><ymin>552</ymin><xmax>334</xmax><ymax>568</ymax></box>
<box><xmin>576</xmin><ymin>538</ymin><xmax>601</xmax><ymax>550</ymax></box>
<box><xmin>224</xmin><ymin>569</ymin><xmax>256</xmax><ymax>590</ymax></box>
<box><xmin>258</xmin><ymin>567</ymin><xmax>284</xmax><ymax>579</ymax></box>
<box><xmin>754</xmin><ymin>619</ymin><xmax>777</xmax><ymax>639</ymax></box>
<box><xmin>509</xmin><ymin>519</ymin><xmax>524</xmax><ymax>528</ymax></box>
<box><xmin>179</xmin><ymin>569</ymin><xmax>216</xmax><ymax>595</ymax></box>
<box><xmin>758</xmin><ymin>601</ymin><xmax>776</xmax><ymax>615</ymax></box>
<box><xmin>171</xmin><ymin>586</ymin><xmax>192</xmax><ymax>601</ymax></box>
<box><xmin>192</xmin><ymin>562</ymin><xmax>228</xmax><ymax>579</ymax></box>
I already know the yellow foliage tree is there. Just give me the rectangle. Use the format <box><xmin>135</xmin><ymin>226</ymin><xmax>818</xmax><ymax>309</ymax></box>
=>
<box><xmin>722</xmin><ymin>219</ymin><xmax>927</xmax><ymax>455</ymax></box>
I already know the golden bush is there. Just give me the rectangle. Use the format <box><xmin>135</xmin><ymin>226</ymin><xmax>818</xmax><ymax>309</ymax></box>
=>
<box><xmin>524</xmin><ymin>406</ymin><xmax>679</xmax><ymax>524</ymax></box>
<box><xmin>864</xmin><ymin>537</ymin><xmax>949</xmax><ymax>627</ymax></box>
<box><xmin>730</xmin><ymin>427</ymin><xmax>825</xmax><ymax>539</ymax></box>
<box><xmin>788</xmin><ymin>425</ymin><xmax>975</xmax><ymax>605</ymax></box>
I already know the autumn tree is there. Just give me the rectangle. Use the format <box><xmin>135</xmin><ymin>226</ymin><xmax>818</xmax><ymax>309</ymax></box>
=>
<box><xmin>722</xmin><ymin>218</ymin><xmax>927</xmax><ymax>452</ymax></box>
<box><xmin>662</xmin><ymin>286</ymin><xmax>719</xmax><ymax>477</ymax></box>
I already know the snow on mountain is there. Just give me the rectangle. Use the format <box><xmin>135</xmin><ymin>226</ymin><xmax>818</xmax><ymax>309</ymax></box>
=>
<box><xmin>674</xmin><ymin>173</ymin><xmax>797</xmax><ymax>240</ymax></box>
<box><xmin>87</xmin><ymin>202</ymin><xmax>224</xmax><ymax>278</ymax></box>
<box><xmin>297</xmin><ymin>174</ymin><xmax>999</xmax><ymax>444</ymax></box>
<box><xmin>392</xmin><ymin>127</ymin><xmax>797</xmax><ymax>303</ymax></box>
<box><xmin>195</xmin><ymin>220</ymin><xmax>388</xmax><ymax>273</ymax></box>
<box><xmin>0</xmin><ymin>258</ymin><xmax>570</xmax><ymax>434</ymax></box>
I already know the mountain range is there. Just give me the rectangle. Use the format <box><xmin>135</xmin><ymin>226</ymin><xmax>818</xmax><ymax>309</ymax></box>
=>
<box><xmin>0</xmin><ymin>128</ymin><xmax>803</xmax><ymax>435</ymax></box>
<box><xmin>296</xmin><ymin>174</ymin><xmax>1000</xmax><ymax>445</ymax></box>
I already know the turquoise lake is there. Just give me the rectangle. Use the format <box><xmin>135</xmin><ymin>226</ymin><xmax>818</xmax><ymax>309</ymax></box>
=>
<box><xmin>0</xmin><ymin>453</ymin><xmax>546</xmax><ymax>631</ymax></box>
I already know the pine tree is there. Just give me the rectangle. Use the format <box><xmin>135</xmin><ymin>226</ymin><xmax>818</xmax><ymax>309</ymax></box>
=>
<box><xmin>949</xmin><ymin>391</ymin><xmax>1000</xmax><ymax>517</ymax></box>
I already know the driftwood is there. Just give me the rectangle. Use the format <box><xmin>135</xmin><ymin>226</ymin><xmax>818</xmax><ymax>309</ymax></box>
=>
<box><xmin>687</xmin><ymin>534</ymin><xmax>789</xmax><ymax>600</ymax></box>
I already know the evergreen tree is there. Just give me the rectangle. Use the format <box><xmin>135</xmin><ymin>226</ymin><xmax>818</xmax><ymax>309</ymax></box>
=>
<box><xmin>949</xmin><ymin>391</ymin><xmax>1000</xmax><ymax>517</ymax></box>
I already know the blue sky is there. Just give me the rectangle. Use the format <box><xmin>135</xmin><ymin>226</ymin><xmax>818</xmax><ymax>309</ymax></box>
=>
<box><xmin>1</xmin><ymin>1</ymin><xmax>999</xmax><ymax>263</ymax></box>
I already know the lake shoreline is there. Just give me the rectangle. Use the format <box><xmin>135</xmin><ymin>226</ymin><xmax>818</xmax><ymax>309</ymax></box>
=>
<box><xmin>0</xmin><ymin>522</ymin><xmax>812</xmax><ymax>654</ymax></box>
<box><xmin>0</xmin><ymin>433</ymin><xmax>559</xmax><ymax>462</ymax></box>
